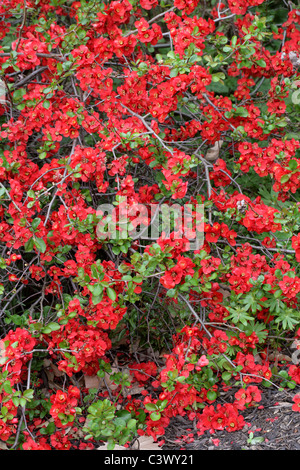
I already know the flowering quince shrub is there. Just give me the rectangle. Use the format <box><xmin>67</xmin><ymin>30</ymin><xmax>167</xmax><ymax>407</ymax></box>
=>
<box><xmin>1</xmin><ymin>0</ymin><xmax>300</xmax><ymax>451</ymax></box>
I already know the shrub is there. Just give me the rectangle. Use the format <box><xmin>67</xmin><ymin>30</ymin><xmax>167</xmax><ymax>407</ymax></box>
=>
<box><xmin>0</xmin><ymin>0</ymin><xmax>300</xmax><ymax>450</ymax></box>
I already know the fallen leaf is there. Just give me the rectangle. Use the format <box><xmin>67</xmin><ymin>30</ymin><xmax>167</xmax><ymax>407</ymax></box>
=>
<box><xmin>43</xmin><ymin>359</ymin><xmax>64</xmax><ymax>386</ymax></box>
<box><xmin>97</xmin><ymin>435</ymin><xmax>162</xmax><ymax>451</ymax></box>
<box><xmin>132</xmin><ymin>436</ymin><xmax>162</xmax><ymax>450</ymax></box>
<box><xmin>51</xmin><ymin>362</ymin><xmax>65</xmax><ymax>377</ymax></box>
<box><xmin>71</xmin><ymin>427</ymin><xmax>85</xmax><ymax>439</ymax></box>
<box><xmin>84</xmin><ymin>374</ymin><xmax>101</xmax><ymax>390</ymax></box>
<box><xmin>254</xmin><ymin>353</ymin><xmax>263</xmax><ymax>364</ymax></box>
<box><xmin>271</xmin><ymin>402</ymin><xmax>293</xmax><ymax>409</ymax></box>
<box><xmin>129</xmin><ymin>339</ymin><xmax>141</xmax><ymax>355</ymax></box>
<box><xmin>218</xmin><ymin>287</ymin><xmax>231</xmax><ymax>299</ymax></box>
<box><xmin>204</xmin><ymin>140</ymin><xmax>223</xmax><ymax>162</ymax></box>
<box><xmin>126</xmin><ymin>383</ymin><xmax>144</xmax><ymax>396</ymax></box>
<box><xmin>104</xmin><ymin>370</ymin><xmax>120</xmax><ymax>392</ymax></box>
<box><xmin>64</xmin><ymin>426</ymin><xmax>73</xmax><ymax>435</ymax></box>
<box><xmin>35</xmin><ymin>418</ymin><xmax>54</xmax><ymax>429</ymax></box>
<box><xmin>98</xmin><ymin>444</ymin><xmax>129</xmax><ymax>450</ymax></box>
<box><xmin>0</xmin><ymin>441</ymin><xmax>8</xmax><ymax>450</ymax></box>
<box><xmin>268</xmin><ymin>352</ymin><xmax>292</xmax><ymax>362</ymax></box>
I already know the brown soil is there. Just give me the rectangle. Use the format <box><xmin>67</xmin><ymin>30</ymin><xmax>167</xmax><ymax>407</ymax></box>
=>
<box><xmin>162</xmin><ymin>388</ymin><xmax>300</xmax><ymax>450</ymax></box>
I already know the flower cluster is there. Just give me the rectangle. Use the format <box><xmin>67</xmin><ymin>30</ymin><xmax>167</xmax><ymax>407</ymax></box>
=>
<box><xmin>49</xmin><ymin>386</ymin><xmax>81</xmax><ymax>427</ymax></box>
<box><xmin>1</xmin><ymin>0</ymin><xmax>300</xmax><ymax>452</ymax></box>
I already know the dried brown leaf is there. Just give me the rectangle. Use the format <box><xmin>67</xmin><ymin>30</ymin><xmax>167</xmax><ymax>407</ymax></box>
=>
<box><xmin>35</xmin><ymin>418</ymin><xmax>54</xmax><ymax>429</ymax></box>
<box><xmin>98</xmin><ymin>444</ymin><xmax>129</xmax><ymax>451</ymax></box>
<box><xmin>132</xmin><ymin>436</ymin><xmax>162</xmax><ymax>450</ymax></box>
<box><xmin>129</xmin><ymin>339</ymin><xmax>141</xmax><ymax>355</ymax></box>
<box><xmin>97</xmin><ymin>435</ymin><xmax>162</xmax><ymax>451</ymax></box>
<box><xmin>0</xmin><ymin>441</ymin><xmax>8</xmax><ymax>450</ymax></box>
<box><xmin>127</xmin><ymin>384</ymin><xmax>144</xmax><ymax>396</ymax></box>
<box><xmin>51</xmin><ymin>362</ymin><xmax>65</xmax><ymax>377</ymax></box>
<box><xmin>218</xmin><ymin>287</ymin><xmax>231</xmax><ymax>299</ymax></box>
<box><xmin>271</xmin><ymin>402</ymin><xmax>293</xmax><ymax>409</ymax></box>
<box><xmin>204</xmin><ymin>140</ymin><xmax>223</xmax><ymax>162</ymax></box>
<box><xmin>43</xmin><ymin>359</ymin><xmax>64</xmax><ymax>384</ymax></box>
<box><xmin>268</xmin><ymin>352</ymin><xmax>292</xmax><ymax>362</ymax></box>
<box><xmin>84</xmin><ymin>374</ymin><xmax>101</xmax><ymax>390</ymax></box>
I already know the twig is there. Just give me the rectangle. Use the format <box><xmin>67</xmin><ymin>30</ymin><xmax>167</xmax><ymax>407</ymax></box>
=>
<box><xmin>10</xmin><ymin>66</ymin><xmax>48</xmax><ymax>90</ymax></box>
<box><xmin>14</xmin><ymin>0</ymin><xmax>27</xmax><ymax>52</ymax></box>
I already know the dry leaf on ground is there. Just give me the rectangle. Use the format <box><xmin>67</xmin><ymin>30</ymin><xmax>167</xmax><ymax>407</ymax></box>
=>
<box><xmin>84</xmin><ymin>374</ymin><xmax>101</xmax><ymax>390</ymax></box>
<box><xmin>268</xmin><ymin>352</ymin><xmax>292</xmax><ymax>362</ymax></box>
<box><xmin>97</xmin><ymin>435</ymin><xmax>162</xmax><ymax>451</ymax></box>
<box><xmin>0</xmin><ymin>441</ymin><xmax>8</xmax><ymax>450</ymax></box>
<box><xmin>204</xmin><ymin>140</ymin><xmax>223</xmax><ymax>162</ymax></box>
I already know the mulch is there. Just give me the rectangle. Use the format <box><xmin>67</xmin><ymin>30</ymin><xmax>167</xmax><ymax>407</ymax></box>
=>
<box><xmin>162</xmin><ymin>388</ymin><xmax>300</xmax><ymax>450</ymax></box>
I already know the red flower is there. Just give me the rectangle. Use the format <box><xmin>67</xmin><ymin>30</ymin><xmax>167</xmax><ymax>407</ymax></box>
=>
<box><xmin>130</xmin><ymin>362</ymin><xmax>158</xmax><ymax>382</ymax></box>
<box><xmin>292</xmin><ymin>394</ymin><xmax>300</xmax><ymax>412</ymax></box>
<box><xmin>140</xmin><ymin>0</ymin><xmax>158</xmax><ymax>9</ymax></box>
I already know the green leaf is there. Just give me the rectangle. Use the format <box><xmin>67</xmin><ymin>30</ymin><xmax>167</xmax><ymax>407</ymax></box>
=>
<box><xmin>175</xmin><ymin>375</ymin><xmax>185</xmax><ymax>383</ymax></box>
<box><xmin>278</xmin><ymin>370</ymin><xmax>289</xmax><ymax>379</ymax></box>
<box><xmin>19</xmin><ymin>397</ymin><xmax>27</xmax><ymax>408</ymax></box>
<box><xmin>256</xmin><ymin>59</ymin><xmax>266</xmax><ymax>68</ymax></box>
<box><xmin>107</xmin><ymin>287</ymin><xmax>117</xmax><ymax>301</ymax></box>
<box><xmin>93</xmin><ymin>283</ymin><xmax>103</xmax><ymax>297</ymax></box>
<box><xmin>107</xmin><ymin>440</ymin><xmax>115</xmax><ymax>450</ymax></box>
<box><xmin>13</xmin><ymin>88</ymin><xmax>26</xmax><ymax>101</ymax></box>
<box><xmin>91</xmin><ymin>264</ymin><xmax>100</xmax><ymax>280</ymax></box>
<box><xmin>23</xmin><ymin>389</ymin><xmax>34</xmax><ymax>399</ymax></box>
<box><xmin>127</xmin><ymin>418</ymin><xmax>137</xmax><ymax>430</ymax></box>
<box><xmin>27</xmin><ymin>190</ymin><xmax>36</xmax><ymax>200</ymax></box>
<box><xmin>170</xmin><ymin>68</ymin><xmax>179</xmax><ymax>78</ymax></box>
<box><xmin>24</xmin><ymin>238</ymin><xmax>34</xmax><ymax>252</ymax></box>
<box><xmin>280</xmin><ymin>174</ymin><xmax>290</xmax><ymax>184</ymax></box>
<box><xmin>77</xmin><ymin>29</ymin><xmax>87</xmax><ymax>39</ymax></box>
<box><xmin>3</xmin><ymin>383</ymin><xmax>12</xmax><ymax>394</ymax></box>
<box><xmin>47</xmin><ymin>322</ymin><xmax>61</xmax><ymax>331</ymax></box>
<box><xmin>116</xmin><ymin>410</ymin><xmax>131</xmax><ymax>421</ymax></box>
<box><xmin>145</xmin><ymin>403</ymin><xmax>157</xmax><ymax>411</ymax></box>
<box><xmin>42</xmin><ymin>327</ymin><xmax>51</xmax><ymax>334</ymax></box>
<box><xmin>222</xmin><ymin>371</ymin><xmax>231</xmax><ymax>382</ymax></box>
<box><xmin>150</xmin><ymin>411</ymin><xmax>161</xmax><ymax>421</ymax></box>
<box><xmin>120</xmin><ymin>245</ymin><xmax>129</xmax><ymax>254</ymax></box>
<box><xmin>12</xmin><ymin>397</ymin><xmax>20</xmax><ymax>407</ymax></box>
<box><xmin>92</xmin><ymin>294</ymin><xmax>103</xmax><ymax>305</ymax></box>
<box><xmin>288</xmin><ymin>159</ymin><xmax>298</xmax><ymax>171</ymax></box>
<box><xmin>234</xmin><ymin>107</ymin><xmax>249</xmax><ymax>117</ymax></box>
<box><xmin>166</xmin><ymin>289</ymin><xmax>176</xmax><ymax>298</ymax></box>
<box><xmin>31</xmin><ymin>217</ymin><xmax>42</xmax><ymax>231</ymax></box>
<box><xmin>206</xmin><ymin>390</ymin><xmax>217</xmax><ymax>401</ymax></box>
<box><xmin>34</xmin><ymin>238</ymin><xmax>46</xmax><ymax>253</ymax></box>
